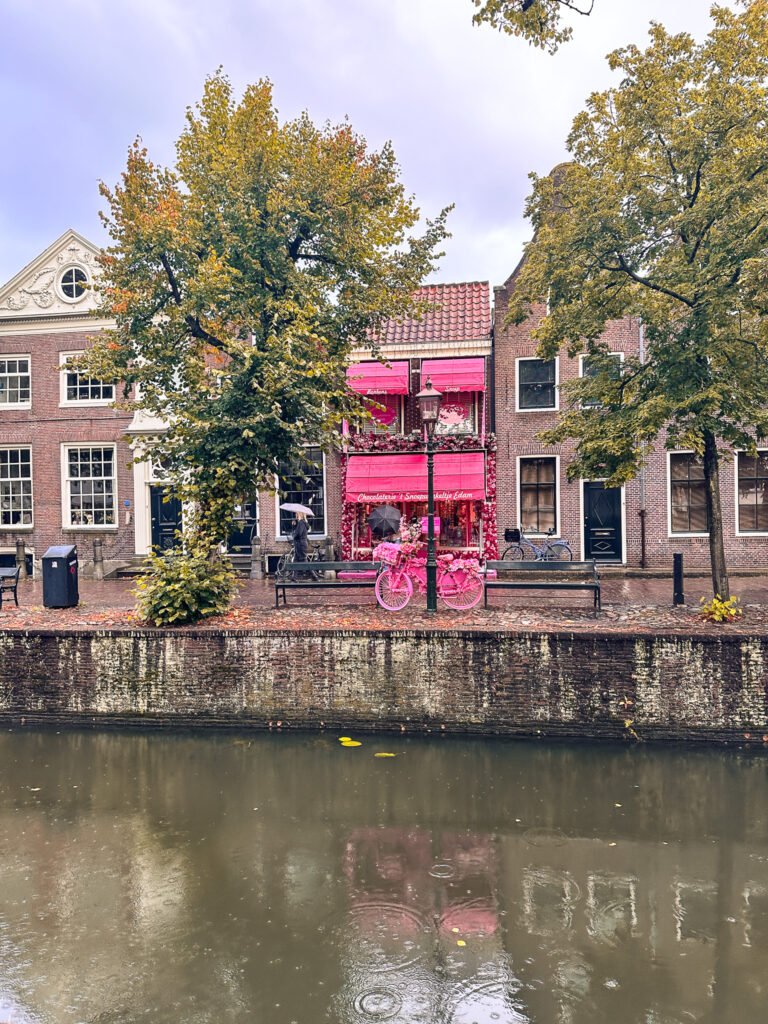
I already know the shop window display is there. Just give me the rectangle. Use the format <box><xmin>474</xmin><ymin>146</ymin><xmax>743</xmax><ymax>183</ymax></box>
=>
<box><xmin>435</xmin><ymin>393</ymin><xmax>476</xmax><ymax>435</ymax></box>
<box><xmin>352</xmin><ymin>500</ymin><xmax>481</xmax><ymax>554</ymax></box>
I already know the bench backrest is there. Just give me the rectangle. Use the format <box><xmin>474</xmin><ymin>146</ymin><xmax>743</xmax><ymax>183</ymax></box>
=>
<box><xmin>0</xmin><ymin>567</ymin><xmax>20</xmax><ymax>585</ymax></box>
<box><xmin>487</xmin><ymin>560</ymin><xmax>598</xmax><ymax>576</ymax></box>
<box><xmin>282</xmin><ymin>561</ymin><xmax>381</xmax><ymax>574</ymax></box>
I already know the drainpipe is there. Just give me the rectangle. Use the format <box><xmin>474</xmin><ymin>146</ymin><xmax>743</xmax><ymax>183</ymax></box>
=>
<box><xmin>637</xmin><ymin>319</ymin><xmax>647</xmax><ymax>569</ymax></box>
<box><xmin>489</xmin><ymin>320</ymin><xmax>496</xmax><ymax>435</ymax></box>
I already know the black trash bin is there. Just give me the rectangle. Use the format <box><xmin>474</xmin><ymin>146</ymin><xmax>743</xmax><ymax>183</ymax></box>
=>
<box><xmin>42</xmin><ymin>545</ymin><xmax>79</xmax><ymax>608</ymax></box>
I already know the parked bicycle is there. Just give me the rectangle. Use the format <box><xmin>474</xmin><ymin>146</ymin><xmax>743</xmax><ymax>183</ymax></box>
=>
<box><xmin>275</xmin><ymin>546</ymin><xmax>321</xmax><ymax>579</ymax></box>
<box><xmin>372</xmin><ymin>541</ymin><xmax>484</xmax><ymax>611</ymax></box>
<box><xmin>501</xmin><ymin>526</ymin><xmax>573</xmax><ymax>561</ymax></box>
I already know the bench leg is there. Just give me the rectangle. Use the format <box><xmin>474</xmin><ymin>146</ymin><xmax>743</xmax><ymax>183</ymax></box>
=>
<box><xmin>13</xmin><ymin>587</ymin><xmax>18</xmax><ymax>607</ymax></box>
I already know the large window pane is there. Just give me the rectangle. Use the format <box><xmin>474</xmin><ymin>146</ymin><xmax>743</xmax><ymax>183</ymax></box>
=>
<box><xmin>0</xmin><ymin>448</ymin><xmax>33</xmax><ymax>526</ymax></box>
<box><xmin>0</xmin><ymin>357</ymin><xmax>31</xmax><ymax>406</ymax></box>
<box><xmin>669</xmin><ymin>454</ymin><xmax>708</xmax><ymax>533</ymax></box>
<box><xmin>580</xmin><ymin>353</ymin><xmax>622</xmax><ymax>407</ymax></box>
<box><xmin>277</xmin><ymin>447</ymin><xmax>326</xmax><ymax>536</ymax></box>
<box><xmin>63</xmin><ymin>353</ymin><xmax>114</xmax><ymax>403</ymax></box>
<box><xmin>520</xmin><ymin>457</ymin><xmax>557</xmax><ymax>533</ymax></box>
<box><xmin>65</xmin><ymin>446</ymin><xmax>116</xmax><ymax>527</ymax></box>
<box><xmin>738</xmin><ymin>450</ymin><xmax>768</xmax><ymax>533</ymax></box>
<box><xmin>518</xmin><ymin>359</ymin><xmax>556</xmax><ymax>410</ymax></box>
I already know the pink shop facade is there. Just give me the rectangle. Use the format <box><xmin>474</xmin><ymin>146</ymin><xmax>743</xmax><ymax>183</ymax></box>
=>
<box><xmin>336</xmin><ymin>285</ymin><xmax>498</xmax><ymax>562</ymax></box>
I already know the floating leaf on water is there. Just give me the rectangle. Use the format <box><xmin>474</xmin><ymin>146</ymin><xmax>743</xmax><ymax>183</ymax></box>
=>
<box><xmin>341</xmin><ymin>740</ymin><xmax>362</xmax><ymax>747</ymax></box>
<box><xmin>338</xmin><ymin>736</ymin><xmax>352</xmax><ymax>742</ymax></box>
<box><xmin>374</xmin><ymin>752</ymin><xmax>396</xmax><ymax>758</ymax></box>
<box><xmin>456</xmin><ymin>939</ymin><xmax>466</xmax><ymax>947</ymax></box>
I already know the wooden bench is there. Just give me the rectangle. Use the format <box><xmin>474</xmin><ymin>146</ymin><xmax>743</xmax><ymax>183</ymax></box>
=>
<box><xmin>484</xmin><ymin>560</ymin><xmax>601</xmax><ymax>615</ymax></box>
<box><xmin>0</xmin><ymin>566</ymin><xmax>21</xmax><ymax>610</ymax></box>
<box><xmin>274</xmin><ymin>561</ymin><xmax>381</xmax><ymax>607</ymax></box>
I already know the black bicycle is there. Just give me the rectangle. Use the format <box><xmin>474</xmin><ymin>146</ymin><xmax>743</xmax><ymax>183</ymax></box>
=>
<box><xmin>501</xmin><ymin>526</ymin><xmax>573</xmax><ymax>561</ymax></box>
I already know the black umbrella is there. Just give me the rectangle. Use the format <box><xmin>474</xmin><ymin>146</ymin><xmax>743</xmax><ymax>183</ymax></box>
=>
<box><xmin>368</xmin><ymin>504</ymin><xmax>402</xmax><ymax>538</ymax></box>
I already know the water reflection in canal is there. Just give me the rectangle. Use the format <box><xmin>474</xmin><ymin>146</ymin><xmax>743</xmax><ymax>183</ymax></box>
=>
<box><xmin>0</xmin><ymin>731</ymin><xmax>765</xmax><ymax>1022</ymax></box>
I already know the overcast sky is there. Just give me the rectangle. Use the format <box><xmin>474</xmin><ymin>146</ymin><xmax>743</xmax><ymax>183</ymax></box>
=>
<box><xmin>1</xmin><ymin>0</ymin><xmax>725</xmax><ymax>290</ymax></box>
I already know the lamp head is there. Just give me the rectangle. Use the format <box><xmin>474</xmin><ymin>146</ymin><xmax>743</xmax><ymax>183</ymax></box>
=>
<box><xmin>416</xmin><ymin>378</ymin><xmax>442</xmax><ymax>437</ymax></box>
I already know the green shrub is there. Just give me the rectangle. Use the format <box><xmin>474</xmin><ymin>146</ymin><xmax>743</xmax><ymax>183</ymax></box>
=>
<box><xmin>699</xmin><ymin>594</ymin><xmax>742</xmax><ymax>623</ymax></box>
<box><xmin>135</xmin><ymin>548</ymin><xmax>236</xmax><ymax>626</ymax></box>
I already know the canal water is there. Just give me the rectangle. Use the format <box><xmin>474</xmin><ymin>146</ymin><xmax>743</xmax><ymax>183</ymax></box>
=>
<box><xmin>0</xmin><ymin>730</ymin><xmax>765</xmax><ymax>1023</ymax></box>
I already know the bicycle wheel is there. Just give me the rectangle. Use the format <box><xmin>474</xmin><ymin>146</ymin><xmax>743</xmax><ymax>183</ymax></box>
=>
<box><xmin>546</xmin><ymin>543</ymin><xmax>573</xmax><ymax>561</ymax></box>
<box><xmin>375</xmin><ymin>568</ymin><xmax>413</xmax><ymax>611</ymax></box>
<box><xmin>501</xmin><ymin>544</ymin><xmax>525</xmax><ymax>561</ymax></box>
<box><xmin>441</xmin><ymin>570</ymin><xmax>484</xmax><ymax>610</ymax></box>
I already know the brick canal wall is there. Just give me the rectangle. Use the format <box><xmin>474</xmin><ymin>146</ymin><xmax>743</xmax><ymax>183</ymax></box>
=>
<box><xmin>0</xmin><ymin>628</ymin><xmax>766</xmax><ymax>743</ymax></box>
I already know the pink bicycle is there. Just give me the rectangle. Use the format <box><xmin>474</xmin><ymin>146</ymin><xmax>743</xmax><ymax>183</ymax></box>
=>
<box><xmin>372</xmin><ymin>541</ymin><xmax>485</xmax><ymax>611</ymax></box>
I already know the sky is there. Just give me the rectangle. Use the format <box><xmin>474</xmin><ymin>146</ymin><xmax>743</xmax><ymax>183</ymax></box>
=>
<box><xmin>0</xmin><ymin>0</ymin><xmax>724</xmax><ymax>291</ymax></box>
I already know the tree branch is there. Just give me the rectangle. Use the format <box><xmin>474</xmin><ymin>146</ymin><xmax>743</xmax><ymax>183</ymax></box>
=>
<box><xmin>598</xmin><ymin>253</ymin><xmax>695</xmax><ymax>307</ymax></box>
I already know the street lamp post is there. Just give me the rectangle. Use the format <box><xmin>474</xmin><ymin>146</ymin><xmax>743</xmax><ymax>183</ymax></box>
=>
<box><xmin>416</xmin><ymin>378</ymin><xmax>442</xmax><ymax>613</ymax></box>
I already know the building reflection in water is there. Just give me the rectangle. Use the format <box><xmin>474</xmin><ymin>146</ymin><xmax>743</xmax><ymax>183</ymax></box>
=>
<box><xmin>0</xmin><ymin>733</ymin><xmax>764</xmax><ymax>1021</ymax></box>
<box><xmin>334</xmin><ymin>827</ymin><xmax>526</xmax><ymax>1023</ymax></box>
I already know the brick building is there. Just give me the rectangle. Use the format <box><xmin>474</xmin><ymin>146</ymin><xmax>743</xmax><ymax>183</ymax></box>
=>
<box><xmin>0</xmin><ymin>231</ymin><xmax>136</xmax><ymax>575</ymax></box>
<box><xmin>254</xmin><ymin>281</ymin><xmax>496</xmax><ymax>566</ymax></box>
<box><xmin>2</xmin><ymin>230</ymin><xmax>765</xmax><ymax>575</ymax></box>
<box><xmin>493</xmin><ymin>260</ymin><xmax>768</xmax><ymax>569</ymax></box>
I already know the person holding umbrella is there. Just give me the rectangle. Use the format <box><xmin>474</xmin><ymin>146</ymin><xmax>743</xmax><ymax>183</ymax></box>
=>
<box><xmin>279</xmin><ymin>502</ymin><xmax>318</xmax><ymax>579</ymax></box>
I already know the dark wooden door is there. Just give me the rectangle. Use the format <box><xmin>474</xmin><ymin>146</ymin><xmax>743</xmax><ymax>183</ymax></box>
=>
<box><xmin>150</xmin><ymin>486</ymin><xmax>182</xmax><ymax>551</ymax></box>
<box><xmin>584</xmin><ymin>482</ymin><xmax>623</xmax><ymax>562</ymax></box>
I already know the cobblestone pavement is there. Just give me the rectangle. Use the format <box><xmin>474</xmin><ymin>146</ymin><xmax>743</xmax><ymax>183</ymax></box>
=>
<box><xmin>1</xmin><ymin>573</ymin><xmax>767</xmax><ymax>634</ymax></box>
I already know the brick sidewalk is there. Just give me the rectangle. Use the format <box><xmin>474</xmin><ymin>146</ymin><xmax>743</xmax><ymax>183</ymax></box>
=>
<box><xmin>0</xmin><ymin>573</ymin><xmax>767</xmax><ymax>634</ymax></box>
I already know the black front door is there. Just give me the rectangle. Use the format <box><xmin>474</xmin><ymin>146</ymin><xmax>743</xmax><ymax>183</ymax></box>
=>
<box><xmin>150</xmin><ymin>485</ymin><xmax>183</xmax><ymax>551</ymax></box>
<box><xmin>584</xmin><ymin>482</ymin><xmax>623</xmax><ymax>562</ymax></box>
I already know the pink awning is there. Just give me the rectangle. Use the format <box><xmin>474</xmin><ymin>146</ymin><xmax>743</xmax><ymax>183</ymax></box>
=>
<box><xmin>420</xmin><ymin>357</ymin><xmax>486</xmax><ymax>393</ymax></box>
<box><xmin>347</xmin><ymin>361</ymin><xmax>410</xmax><ymax>395</ymax></box>
<box><xmin>345</xmin><ymin>452</ymin><xmax>486</xmax><ymax>502</ymax></box>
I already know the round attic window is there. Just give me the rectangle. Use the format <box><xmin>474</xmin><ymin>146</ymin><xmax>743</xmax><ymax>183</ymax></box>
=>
<box><xmin>60</xmin><ymin>266</ymin><xmax>88</xmax><ymax>301</ymax></box>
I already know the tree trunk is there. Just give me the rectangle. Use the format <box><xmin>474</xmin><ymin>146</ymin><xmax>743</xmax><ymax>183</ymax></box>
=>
<box><xmin>702</xmin><ymin>430</ymin><xmax>729</xmax><ymax>599</ymax></box>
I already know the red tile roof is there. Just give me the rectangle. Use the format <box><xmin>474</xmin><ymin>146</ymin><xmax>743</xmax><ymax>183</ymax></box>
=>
<box><xmin>375</xmin><ymin>281</ymin><xmax>491</xmax><ymax>346</ymax></box>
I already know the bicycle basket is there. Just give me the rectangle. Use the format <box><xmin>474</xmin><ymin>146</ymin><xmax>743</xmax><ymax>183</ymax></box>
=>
<box><xmin>504</xmin><ymin>528</ymin><xmax>521</xmax><ymax>543</ymax></box>
<box><xmin>373</xmin><ymin>542</ymin><xmax>402</xmax><ymax>566</ymax></box>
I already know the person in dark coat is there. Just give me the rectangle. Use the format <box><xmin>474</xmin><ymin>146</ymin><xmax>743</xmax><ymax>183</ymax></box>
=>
<box><xmin>291</xmin><ymin>512</ymin><xmax>317</xmax><ymax>579</ymax></box>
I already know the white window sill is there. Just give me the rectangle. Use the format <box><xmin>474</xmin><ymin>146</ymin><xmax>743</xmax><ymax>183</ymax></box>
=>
<box><xmin>0</xmin><ymin>525</ymin><xmax>33</xmax><ymax>531</ymax></box>
<box><xmin>668</xmin><ymin>532</ymin><xmax>709</xmax><ymax>539</ymax></box>
<box><xmin>63</xmin><ymin>525</ymin><xmax>119</xmax><ymax>531</ymax></box>
<box><xmin>515</xmin><ymin>406</ymin><xmax>558</xmax><ymax>414</ymax></box>
<box><xmin>0</xmin><ymin>403</ymin><xmax>32</xmax><ymax>411</ymax></box>
<box><xmin>59</xmin><ymin>400</ymin><xmax>115</xmax><ymax>409</ymax></box>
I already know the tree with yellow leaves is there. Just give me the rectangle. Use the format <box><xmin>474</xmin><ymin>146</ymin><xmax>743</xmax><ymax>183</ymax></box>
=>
<box><xmin>472</xmin><ymin>0</ymin><xmax>595</xmax><ymax>53</ymax></box>
<box><xmin>81</xmin><ymin>73</ymin><xmax>449</xmax><ymax>609</ymax></box>
<box><xmin>508</xmin><ymin>1</ymin><xmax>768</xmax><ymax>599</ymax></box>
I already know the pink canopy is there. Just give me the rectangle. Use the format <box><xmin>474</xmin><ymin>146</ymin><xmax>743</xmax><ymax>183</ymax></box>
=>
<box><xmin>347</xmin><ymin>361</ymin><xmax>410</xmax><ymax>395</ymax></box>
<box><xmin>420</xmin><ymin>357</ymin><xmax>486</xmax><ymax>393</ymax></box>
<box><xmin>345</xmin><ymin>452</ymin><xmax>486</xmax><ymax>502</ymax></box>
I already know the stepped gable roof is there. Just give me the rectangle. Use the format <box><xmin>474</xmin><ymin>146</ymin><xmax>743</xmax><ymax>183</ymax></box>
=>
<box><xmin>376</xmin><ymin>281</ymin><xmax>491</xmax><ymax>346</ymax></box>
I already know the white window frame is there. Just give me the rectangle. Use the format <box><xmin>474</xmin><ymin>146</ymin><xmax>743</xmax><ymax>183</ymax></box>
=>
<box><xmin>516</xmin><ymin>454</ymin><xmax>561</xmax><ymax>538</ymax></box>
<box><xmin>274</xmin><ymin>447</ymin><xmax>328</xmax><ymax>540</ymax></box>
<box><xmin>667</xmin><ymin>450</ymin><xmax>709</xmax><ymax>538</ymax></box>
<box><xmin>60</xmin><ymin>351</ymin><xmax>115</xmax><ymax>408</ymax></box>
<box><xmin>61</xmin><ymin>443</ymin><xmax>119</xmax><ymax>530</ymax></box>
<box><xmin>578</xmin><ymin>352</ymin><xmax>624</xmax><ymax>407</ymax></box>
<box><xmin>0</xmin><ymin>446</ymin><xmax>33</xmax><ymax>530</ymax></box>
<box><xmin>0</xmin><ymin>355</ymin><xmax>32</xmax><ymax>410</ymax></box>
<box><xmin>734</xmin><ymin>449</ymin><xmax>768</xmax><ymax>537</ymax></box>
<box><xmin>515</xmin><ymin>356</ymin><xmax>559</xmax><ymax>413</ymax></box>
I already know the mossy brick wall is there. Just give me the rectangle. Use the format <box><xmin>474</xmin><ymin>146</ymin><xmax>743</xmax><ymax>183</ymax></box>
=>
<box><xmin>0</xmin><ymin>628</ymin><xmax>766</xmax><ymax>743</ymax></box>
